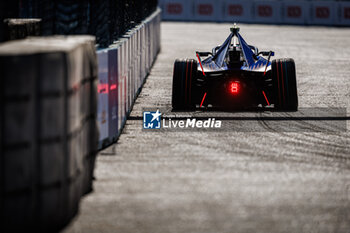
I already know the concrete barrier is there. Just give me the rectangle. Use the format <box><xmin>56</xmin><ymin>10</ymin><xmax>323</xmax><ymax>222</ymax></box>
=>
<box><xmin>0</xmin><ymin>35</ymin><xmax>98</xmax><ymax>232</ymax></box>
<box><xmin>97</xmin><ymin>50</ymin><xmax>109</xmax><ymax>148</ymax></box>
<box><xmin>3</xmin><ymin>18</ymin><xmax>41</xmax><ymax>41</ymax></box>
<box><xmin>97</xmin><ymin>8</ymin><xmax>161</xmax><ymax>149</ymax></box>
<box><xmin>108</xmin><ymin>47</ymin><xmax>119</xmax><ymax>144</ymax></box>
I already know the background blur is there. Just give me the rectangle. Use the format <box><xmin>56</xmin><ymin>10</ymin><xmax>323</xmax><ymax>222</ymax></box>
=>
<box><xmin>158</xmin><ymin>0</ymin><xmax>350</xmax><ymax>26</ymax></box>
<box><xmin>0</xmin><ymin>0</ymin><xmax>158</xmax><ymax>47</ymax></box>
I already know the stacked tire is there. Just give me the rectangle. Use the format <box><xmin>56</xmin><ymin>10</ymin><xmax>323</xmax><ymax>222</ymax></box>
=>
<box><xmin>172</xmin><ymin>59</ymin><xmax>198</xmax><ymax>110</ymax></box>
<box><xmin>271</xmin><ymin>58</ymin><xmax>298</xmax><ymax>111</ymax></box>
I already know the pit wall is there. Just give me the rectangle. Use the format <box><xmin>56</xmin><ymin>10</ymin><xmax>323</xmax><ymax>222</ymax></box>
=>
<box><xmin>97</xmin><ymin>8</ymin><xmax>161</xmax><ymax>149</ymax></box>
<box><xmin>159</xmin><ymin>0</ymin><xmax>350</xmax><ymax>26</ymax></box>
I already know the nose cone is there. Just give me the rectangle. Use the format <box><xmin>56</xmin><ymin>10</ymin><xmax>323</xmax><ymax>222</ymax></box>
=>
<box><xmin>230</xmin><ymin>23</ymin><xmax>240</xmax><ymax>34</ymax></box>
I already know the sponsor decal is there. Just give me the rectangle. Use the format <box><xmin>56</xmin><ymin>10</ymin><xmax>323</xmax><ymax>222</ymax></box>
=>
<box><xmin>287</xmin><ymin>6</ymin><xmax>302</xmax><ymax>18</ymax></box>
<box><xmin>167</xmin><ymin>3</ymin><xmax>183</xmax><ymax>15</ymax></box>
<box><xmin>258</xmin><ymin>5</ymin><xmax>272</xmax><ymax>17</ymax></box>
<box><xmin>344</xmin><ymin>7</ymin><xmax>350</xmax><ymax>19</ymax></box>
<box><xmin>316</xmin><ymin>7</ymin><xmax>330</xmax><ymax>19</ymax></box>
<box><xmin>198</xmin><ymin>4</ymin><xmax>213</xmax><ymax>16</ymax></box>
<box><xmin>228</xmin><ymin>5</ymin><xmax>243</xmax><ymax>16</ymax></box>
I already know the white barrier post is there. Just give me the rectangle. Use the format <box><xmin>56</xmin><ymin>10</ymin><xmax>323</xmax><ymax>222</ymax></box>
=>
<box><xmin>117</xmin><ymin>40</ymin><xmax>124</xmax><ymax>134</ymax></box>
<box><xmin>145</xmin><ymin>22</ymin><xmax>150</xmax><ymax>75</ymax></box>
<box><xmin>123</xmin><ymin>38</ymin><xmax>128</xmax><ymax>120</ymax></box>
<box><xmin>118</xmin><ymin>39</ymin><xmax>127</xmax><ymax>130</ymax></box>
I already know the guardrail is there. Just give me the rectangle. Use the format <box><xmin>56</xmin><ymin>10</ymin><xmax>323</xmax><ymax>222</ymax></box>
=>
<box><xmin>97</xmin><ymin>8</ymin><xmax>162</xmax><ymax>149</ymax></box>
<box><xmin>159</xmin><ymin>0</ymin><xmax>350</xmax><ymax>26</ymax></box>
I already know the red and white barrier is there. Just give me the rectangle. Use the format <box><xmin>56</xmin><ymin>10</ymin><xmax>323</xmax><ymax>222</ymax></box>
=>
<box><xmin>309</xmin><ymin>1</ymin><xmax>337</xmax><ymax>25</ymax></box>
<box><xmin>254</xmin><ymin>0</ymin><xmax>282</xmax><ymax>24</ymax></box>
<box><xmin>223</xmin><ymin>0</ymin><xmax>254</xmax><ymax>23</ymax></box>
<box><xmin>282</xmin><ymin>1</ymin><xmax>310</xmax><ymax>25</ymax></box>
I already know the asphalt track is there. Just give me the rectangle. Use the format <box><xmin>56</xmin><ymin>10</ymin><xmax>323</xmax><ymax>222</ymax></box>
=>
<box><xmin>64</xmin><ymin>22</ymin><xmax>350</xmax><ymax>233</ymax></box>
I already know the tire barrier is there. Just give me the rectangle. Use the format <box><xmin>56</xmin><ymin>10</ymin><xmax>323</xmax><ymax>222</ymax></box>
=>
<box><xmin>3</xmin><ymin>19</ymin><xmax>41</xmax><ymax>41</ymax></box>
<box><xmin>97</xmin><ymin>8</ymin><xmax>161</xmax><ymax>149</ymax></box>
<box><xmin>0</xmin><ymin>36</ymin><xmax>98</xmax><ymax>232</ymax></box>
<box><xmin>159</xmin><ymin>0</ymin><xmax>350</xmax><ymax>26</ymax></box>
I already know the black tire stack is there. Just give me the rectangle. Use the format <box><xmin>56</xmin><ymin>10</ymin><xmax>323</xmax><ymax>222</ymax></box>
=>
<box><xmin>172</xmin><ymin>59</ymin><xmax>198</xmax><ymax>110</ymax></box>
<box><xmin>271</xmin><ymin>58</ymin><xmax>298</xmax><ymax>111</ymax></box>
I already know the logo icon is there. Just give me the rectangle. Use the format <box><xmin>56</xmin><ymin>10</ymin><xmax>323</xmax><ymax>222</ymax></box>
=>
<box><xmin>143</xmin><ymin>110</ymin><xmax>161</xmax><ymax>129</ymax></box>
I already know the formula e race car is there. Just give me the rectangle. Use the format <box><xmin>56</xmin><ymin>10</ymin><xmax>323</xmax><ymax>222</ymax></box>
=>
<box><xmin>172</xmin><ymin>24</ymin><xmax>298</xmax><ymax>111</ymax></box>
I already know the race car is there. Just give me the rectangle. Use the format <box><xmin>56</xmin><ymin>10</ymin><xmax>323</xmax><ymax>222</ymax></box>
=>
<box><xmin>172</xmin><ymin>24</ymin><xmax>298</xmax><ymax>111</ymax></box>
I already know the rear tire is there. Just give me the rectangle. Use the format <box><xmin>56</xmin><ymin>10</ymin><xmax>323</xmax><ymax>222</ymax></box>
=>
<box><xmin>172</xmin><ymin>59</ymin><xmax>198</xmax><ymax>110</ymax></box>
<box><xmin>272</xmin><ymin>58</ymin><xmax>298</xmax><ymax>111</ymax></box>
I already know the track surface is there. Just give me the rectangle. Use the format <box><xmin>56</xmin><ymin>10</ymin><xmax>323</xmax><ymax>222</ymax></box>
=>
<box><xmin>64</xmin><ymin>22</ymin><xmax>350</xmax><ymax>233</ymax></box>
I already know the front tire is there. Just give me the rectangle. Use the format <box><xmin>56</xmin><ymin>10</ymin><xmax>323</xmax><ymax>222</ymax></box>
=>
<box><xmin>272</xmin><ymin>58</ymin><xmax>298</xmax><ymax>111</ymax></box>
<box><xmin>172</xmin><ymin>59</ymin><xmax>198</xmax><ymax>110</ymax></box>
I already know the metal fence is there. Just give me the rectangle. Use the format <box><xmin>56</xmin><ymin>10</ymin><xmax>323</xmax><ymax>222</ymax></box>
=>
<box><xmin>0</xmin><ymin>0</ymin><xmax>158</xmax><ymax>47</ymax></box>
